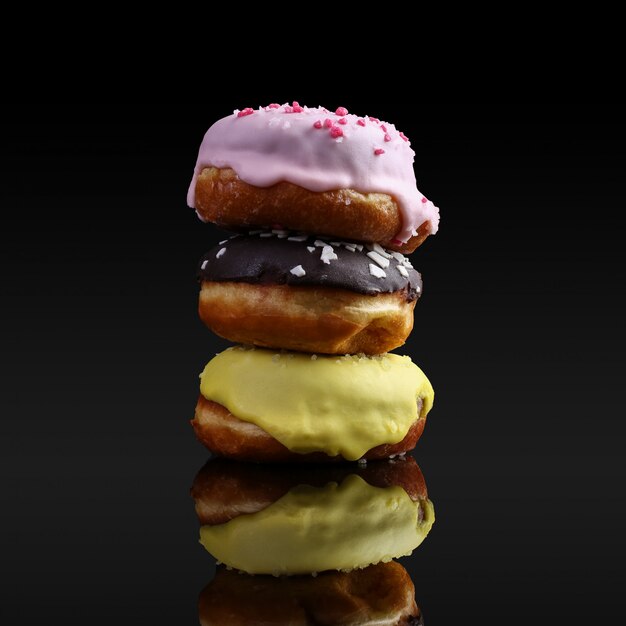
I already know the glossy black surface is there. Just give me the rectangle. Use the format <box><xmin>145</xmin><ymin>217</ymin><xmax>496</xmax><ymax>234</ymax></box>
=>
<box><xmin>2</xmin><ymin>101</ymin><xmax>625</xmax><ymax>624</ymax></box>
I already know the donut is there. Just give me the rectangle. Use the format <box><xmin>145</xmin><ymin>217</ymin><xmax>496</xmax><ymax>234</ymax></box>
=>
<box><xmin>191</xmin><ymin>346</ymin><xmax>434</xmax><ymax>462</ymax></box>
<box><xmin>191</xmin><ymin>456</ymin><xmax>429</xmax><ymax>526</ymax></box>
<box><xmin>191</xmin><ymin>455</ymin><xmax>435</xmax><ymax>575</ymax></box>
<box><xmin>187</xmin><ymin>103</ymin><xmax>440</xmax><ymax>253</ymax></box>
<box><xmin>197</xmin><ymin>231</ymin><xmax>423</xmax><ymax>355</ymax></box>
<box><xmin>199</xmin><ymin>562</ymin><xmax>423</xmax><ymax>626</ymax></box>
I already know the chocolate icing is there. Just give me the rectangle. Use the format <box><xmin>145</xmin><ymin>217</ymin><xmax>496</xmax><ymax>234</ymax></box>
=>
<box><xmin>198</xmin><ymin>231</ymin><xmax>422</xmax><ymax>301</ymax></box>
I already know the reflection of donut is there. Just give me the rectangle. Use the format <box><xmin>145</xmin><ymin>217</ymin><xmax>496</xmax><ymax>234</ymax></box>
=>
<box><xmin>198</xmin><ymin>232</ymin><xmax>422</xmax><ymax>355</ymax></box>
<box><xmin>199</xmin><ymin>562</ymin><xmax>423</xmax><ymax>626</ymax></box>
<box><xmin>191</xmin><ymin>456</ymin><xmax>435</xmax><ymax>576</ymax></box>
<box><xmin>191</xmin><ymin>456</ymin><xmax>429</xmax><ymax>526</ymax></box>
<box><xmin>191</xmin><ymin>346</ymin><xmax>434</xmax><ymax>462</ymax></box>
<box><xmin>187</xmin><ymin>104</ymin><xmax>440</xmax><ymax>253</ymax></box>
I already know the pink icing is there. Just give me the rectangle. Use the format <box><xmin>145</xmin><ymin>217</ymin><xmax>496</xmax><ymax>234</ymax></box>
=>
<box><xmin>187</xmin><ymin>103</ymin><xmax>440</xmax><ymax>243</ymax></box>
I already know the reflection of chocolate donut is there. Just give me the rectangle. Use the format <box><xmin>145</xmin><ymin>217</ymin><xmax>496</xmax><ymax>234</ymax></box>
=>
<box><xmin>187</xmin><ymin>104</ymin><xmax>440</xmax><ymax>253</ymax></box>
<box><xmin>197</xmin><ymin>232</ymin><xmax>422</xmax><ymax>354</ymax></box>
<box><xmin>199</xmin><ymin>562</ymin><xmax>423</xmax><ymax>626</ymax></box>
<box><xmin>191</xmin><ymin>455</ymin><xmax>435</xmax><ymax>576</ymax></box>
<box><xmin>192</xmin><ymin>347</ymin><xmax>434</xmax><ymax>463</ymax></box>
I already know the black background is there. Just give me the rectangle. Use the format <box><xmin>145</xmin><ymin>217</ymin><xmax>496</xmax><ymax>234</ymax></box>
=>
<box><xmin>1</xmin><ymin>100</ymin><xmax>625</xmax><ymax>624</ymax></box>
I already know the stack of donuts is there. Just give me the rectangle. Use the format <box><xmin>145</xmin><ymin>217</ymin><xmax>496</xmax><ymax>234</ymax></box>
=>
<box><xmin>187</xmin><ymin>102</ymin><xmax>440</xmax><ymax>462</ymax></box>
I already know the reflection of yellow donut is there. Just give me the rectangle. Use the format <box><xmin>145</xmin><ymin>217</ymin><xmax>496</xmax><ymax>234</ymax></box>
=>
<box><xmin>191</xmin><ymin>346</ymin><xmax>434</xmax><ymax>462</ymax></box>
<box><xmin>200</xmin><ymin>474</ymin><xmax>434</xmax><ymax>575</ymax></box>
<box><xmin>199</xmin><ymin>562</ymin><xmax>422</xmax><ymax>626</ymax></box>
<box><xmin>191</xmin><ymin>456</ymin><xmax>434</xmax><ymax>576</ymax></box>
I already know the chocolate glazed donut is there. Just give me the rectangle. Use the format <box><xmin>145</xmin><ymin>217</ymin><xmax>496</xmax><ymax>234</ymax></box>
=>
<box><xmin>197</xmin><ymin>231</ymin><xmax>423</xmax><ymax>355</ymax></box>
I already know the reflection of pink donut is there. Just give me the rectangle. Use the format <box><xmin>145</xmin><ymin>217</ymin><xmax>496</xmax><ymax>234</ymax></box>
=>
<box><xmin>187</xmin><ymin>103</ymin><xmax>440</xmax><ymax>252</ymax></box>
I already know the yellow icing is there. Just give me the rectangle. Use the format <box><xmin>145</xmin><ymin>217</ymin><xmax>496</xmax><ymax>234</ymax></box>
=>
<box><xmin>199</xmin><ymin>346</ymin><xmax>434</xmax><ymax>461</ymax></box>
<box><xmin>199</xmin><ymin>474</ymin><xmax>435</xmax><ymax>575</ymax></box>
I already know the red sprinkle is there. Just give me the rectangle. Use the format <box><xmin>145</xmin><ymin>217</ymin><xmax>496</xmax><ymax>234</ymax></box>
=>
<box><xmin>335</xmin><ymin>106</ymin><xmax>348</xmax><ymax>116</ymax></box>
<box><xmin>369</xmin><ymin>116</ymin><xmax>380</xmax><ymax>123</ymax></box>
<box><xmin>380</xmin><ymin>124</ymin><xmax>387</xmax><ymax>132</ymax></box>
<box><xmin>421</xmin><ymin>197</ymin><xmax>428</xmax><ymax>203</ymax></box>
<box><xmin>338</xmin><ymin>117</ymin><xmax>348</xmax><ymax>125</ymax></box>
<box><xmin>384</xmin><ymin>133</ymin><xmax>391</xmax><ymax>142</ymax></box>
<box><xmin>292</xmin><ymin>101</ymin><xmax>304</xmax><ymax>113</ymax></box>
<box><xmin>357</xmin><ymin>119</ymin><xmax>366</xmax><ymax>127</ymax></box>
<box><xmin>330</xmin><ymin>126</ymin><xmax>344</xmax><ymax>138</ymax></box>
<box><xmin>399</xmin><ymin>131</ymin><xmax>409</xmax><ymax>142</ymax></box>
<box><xmin>237</xmin><ymin>108</ymin><xmax>254</xmax><ymax>117</ymax></box>
<box><xmin>313</xmin><ymin>120</ymin><xmax>323</xmax><ymax>129</ymax></box>
<box><xmin>324</xmin><ymin>119</ymin><xmax>333</xmax><ymax>128</ymax></box>
<box><xmin>267</xmin><ymin>103</ymin><xmax>281</xmax><ymax>109</ymax></box>
<box><xmin>374</xmin><ymin>148</ymin><xmax>385</xmax><ymax>155</ymax></box>
<box><xmin>391</xmin><ymin>238</ymin><xmax>402</xmax><ymax>245</ymax></box>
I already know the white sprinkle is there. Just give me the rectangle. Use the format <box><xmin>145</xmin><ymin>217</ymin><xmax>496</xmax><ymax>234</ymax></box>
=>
<box><xmin>311</xmin><ymin>354</ymin><xmax>318</xmax><ymax>360</ymax></box>
<box><xmin>354</xmin><ymin>244</ymin><xmax>364</xmax><ymax>251</ymax></box>
<box><xmin>411</xmin><ymin>228</ymin><xmax>419</xmax><ymax>236</ymax></box>
<box><xmin>249</xmin><ymin>229</ymin><xmax>263</xmax><ymax>235</ymax></box>
<box><xmin>314</xmin><ymin>239</ymin><xmax>327</xmax><ymax>247</ymax></box>
<box><xmin>367</xmin><ymin>251</ymin><xmax>390</xmax><ymax>268</ymax></box>
<box><xmin>369</xmin><ymin>264</ymin><xmax>387</xmax><ymax>279</ymax></box>
<box><xmin>290</xmin><ymin>265</ymin><xmax>306</xmax><ymax>277</ymax></box>
<box><xmin>219</xmin><ymin>239</ymin><xmax>228</xmax><ymax>245</ymax></box>
<box><xmin>272</xmin><ymin>229</ymin><xmax>289</xmax><ymax>236</ymax></box>
<box><xmin>321</xmin><ymin>245</ymin><xmax>338</xmax><ymax>264</ymax></box>
<box><xmin>287</xmin><ymin>235</ymin><xmax>308</xmax><ymax>242</ymax></box>
<box><xmin>397</xmin><ymin>265</ymin><xmax>409</xmax><ymax>277</ymax></box>
<box><xmin>416</xmin><ymin>285</ymin><xmax>421</xmax><ymax>292</ymax></box>
<box><xmin>200</xmin><ymin>260</ymin><xmax>208</xmax><ymax>270</ymax></box>
<box><xmin>307</xmin><ymin>246</ymin><xmax>316</xmax><ymax>253</ymax></box>
<box><xmin>335</xmin><ymin>137</ymin><xmax>343</xmax><ymax>143</ymax></box>
<box><xmin>390</xmin><ymin>251</ymin><xmax>406</xmax><ymax>263</ymax></box>
<box><xmin>344</xmin><ymin>245</ymin><xmax>356</xmax><ymax>252</ymax></box>
<box><xmin>216</xmin><ymin>248</ymin><xmax>226</xmax><ymax>259</ymax></box>
<box><xmin>259</xmin><ymin>232</ymin><xmax>273</xmax><ymax>238</ymax></box>
<box><xmin>372</xmin><ymin>242</ymin><xmax>392</xmax><ymax>258</ymax></box>
<box><xmin>357</xmin><ymin>458</ymin><xmax>367</xmax><ymax>466</ymax></box>
<box><xmin>229</xmin><ymin>234</ymin><xmax>240</xmax><ymax>239</ymax></box>
<box><xmin>345</xmin><ymin>197</ymin><xmax>352</xmax><ymax>205</ymax></box>
<box><xmin>232</xmin><ymin>109</ymin><xmax>239</xmax><ymax>116</ymax></box>
<box><xmin>330</xmin><ymin>241</ymin><xmax>341</xmax><ymax>247</ymax></box>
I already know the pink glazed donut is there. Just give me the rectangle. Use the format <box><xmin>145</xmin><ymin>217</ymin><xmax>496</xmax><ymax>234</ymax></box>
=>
<box><xmin>187</xmin><ymin>103</ymin><xmax>440</xmax><ymax>253</ymax></box>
